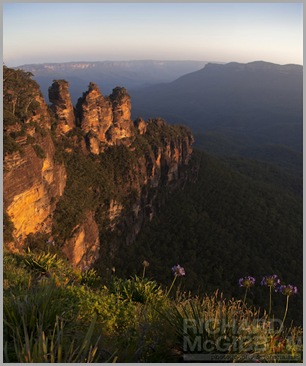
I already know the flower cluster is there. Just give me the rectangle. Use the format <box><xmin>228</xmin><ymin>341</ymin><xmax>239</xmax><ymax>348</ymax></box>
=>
<box><xmin>172</xmin><ymin>264</ymin><xmax>185</xmax><ymax>277</ymax></box>
<box><xmin>143</xmin><ymin>260</ymin><xmax>150</xmax><ymax>268</ymax></box>
<box><xmin>261</xmin><ymin>274</ymin><xmax>280</xmax><ymax>287</ymax></box>
<box><xmin>239</xmin><ymin>276</ymin><xmax>256</xmax><ymax>288</ymax></box>
<box><xmin>276</xmin><ymin>284</ymin><xmax>298</xmax><ymax>296</ymax></box>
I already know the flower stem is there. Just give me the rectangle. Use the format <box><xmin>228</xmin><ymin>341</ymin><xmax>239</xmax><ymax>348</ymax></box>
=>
<box><xmin>280</xmin><ymin>295</ymin><xmax>290</xmax><ymax>332</ymax></box>
<box><xmin>167</xmin><ymin>275</ymin><xmax>177</xmax><ymax>297</ymax></box>
<box><xmin>243</xmin><ymin>287</ymin><xmax>248</xmax><ymax>305</ymax></box>
<box><xmin>269</xmin><ymin>286</ymin><xmax>272</xmax><ymax>316</ymax></box>
<box><xmin>142</xmin><ymin>266</ymin><xmax>146</xmax><ymax>278</ymax></box>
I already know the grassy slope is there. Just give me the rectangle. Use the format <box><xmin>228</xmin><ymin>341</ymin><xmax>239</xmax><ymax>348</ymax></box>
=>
<box><xmin>3</xmin><ymin>248</ymin><xmax>302</xmax><ymax>363</ymax></box>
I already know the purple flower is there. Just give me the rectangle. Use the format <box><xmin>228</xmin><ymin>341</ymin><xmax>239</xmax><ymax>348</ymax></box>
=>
<box><xmin>261</xmin><ymin>274</ymin><xmax>279</xmax><ymax>287</ymax></box>
<box><xmin>239</xmin><ymin>276</ymin><xmax>256</xmax><ymax>288</ymax></box>
<box><xmin>276</xmin><ymin>284</ymin><xmax>298</xmax><ymax>296</ymax></box>
<box><xmin>172</xmin><ymin>264</ymin><xmax>185</xmax><ymax>277</ymax></box>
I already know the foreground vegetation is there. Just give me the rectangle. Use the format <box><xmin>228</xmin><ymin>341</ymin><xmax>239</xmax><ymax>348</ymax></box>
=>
<box><xmin>4</xmin><ymin>248</ymin><xmax>302</xmax><ymax>363</ymax></box>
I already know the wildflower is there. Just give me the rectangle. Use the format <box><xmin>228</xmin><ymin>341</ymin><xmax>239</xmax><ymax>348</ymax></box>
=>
<box><xmin>261</xmin><ymin>274</ymin><xmax>280</xmax><ymax>316</ymax></box>
<box><xmin>172</xmin><ymin>264</ymin><xmax>186</xmax><ymax>277</ymax></box>
<box><xmin>142</xmin><ymin>260</ymin><xmax>150</xmax><ymax>278</ymax></box>
<box><xmin>261</xmin><ymin>274</ymin><xmax>279</xmax><ymax>287</ymax></box>
<box><xmin>277</xmin><ymin>284</ymin><xmax>298</xmax><ymax>331</ymax></box>
<box><xmin>143</xmin><ymin>260</ymin><xmax>150</xmax><ymax>268</ymax></box>
<box><xmin>239</xmin><ymin>276</ymin><xmax>255</xmax><ymax>305</ymax></box>
<box><xmin>167</xmin><ymin>264</ymin><xmax>185</xmax><ymax>296</ymax></box>
<box><xmin>276</xmin><ymin>284</ymin><xmax>298</xmax><ymax>296</ymax></box>
<box><xmin>239</xmin><ymin>276</ymin><xmax>256</xmax><ymax>288</ymax></box>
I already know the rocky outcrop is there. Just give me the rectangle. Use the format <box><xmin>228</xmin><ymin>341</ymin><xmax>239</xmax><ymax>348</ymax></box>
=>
<box><xmin>62</xmin><ymin>211</ymin><xmax>100</xmax><ymax>269</ymax></box>
<box><xmin>75</xmin><ymin>83</ymin><xmax>135</xmax><ymax>154</ymax></box>
<box><xmin>3</xmin><ymin>67</ymin><xmax>67</xmax><ymax>246</ymax></box>
<box><xmin>95</xmin><ymin>118</ymin><xmax>194</xmax><ymax>257</ymax></box>
<box><xmin>134</xmin><ymin>117</ymin><xmax>147</xmax><ymax>135</ymax></box>
<box><xmin>4</xmin><ymin>140</ymin><xmax>66</xmax><ymax>242</ymax></box>
<box><xmin>48</xmin><ymin>80</ymin><xmax>75</xmax><ymax>134</ymax></box>
<box><xmin>4</xmin><ymin>66</ymin><xmax>194</xmax><ymax>270</ymax></box>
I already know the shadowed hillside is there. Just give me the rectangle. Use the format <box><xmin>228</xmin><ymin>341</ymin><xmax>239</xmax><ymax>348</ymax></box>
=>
<box><xmin>130</xmin><ymin>61</ymin><xmax>303</xmax><ymax>170</ymax></box>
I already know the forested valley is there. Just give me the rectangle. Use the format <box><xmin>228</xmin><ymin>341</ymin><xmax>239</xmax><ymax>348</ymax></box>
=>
<box><xmin>112</xmin><ymin>149</ymin><xmax>302</xmax><ymax>326</ymax></box>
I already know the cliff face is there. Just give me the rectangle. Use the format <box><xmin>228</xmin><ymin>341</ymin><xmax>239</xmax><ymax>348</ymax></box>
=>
<box><xmin>62</xmin><ymin>211</ymin><xmax>100</xmax><ymax>269</ymax></box>
<box><xmin>4</xmin><ymin>66</ymin><xmax>194</xmax><ymax>270</ymax></box>
<box><xmin>3</xmin><ymin>67</ymin><xmax>67</xmax><ymax>246</ymax></box>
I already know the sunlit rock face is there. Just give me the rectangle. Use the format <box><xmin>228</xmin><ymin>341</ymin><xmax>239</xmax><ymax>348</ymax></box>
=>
<box><xmin>4</xmin><ymin>141</ymin><xmax>66</xmax><ymax>241</ymax></box>
<box><xmin>48</xmin><ymin>80</ymin><xmax>75</xmax><ymax>134</ymax></box>
<box><xmin>62</xmin><ymin>211</ymin><xmax>100</xmax><ymax>269</ymax></box>
<box><xmin>4</xmin><ymin>66</ymin><xmax>194</xmax><ymax>271</ymax></box>
<box><xmin>75</xmin><ymin>83</ymin><xmax>135</xmax><ymax>154</ymax></box>
<box><xmin>134</xmin><ymin>117</ymin><xmax>147</xmax><ymax>135</ymax></box>
<box><xmin>3</xmin><ymin>68</ymin><xmax>67</xmax><ymax>246</ymax></box>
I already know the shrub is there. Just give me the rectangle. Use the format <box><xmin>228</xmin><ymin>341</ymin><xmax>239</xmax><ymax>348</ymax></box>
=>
<box><xmin>3</xmin><ymin>212</ymin><xmax>15</xmax><ymax>242</ymax></box>
<box><xmin>109</xmin><ymin>275</ymin><xmax>165</xmax><ymax>304</ymax></box>
<box><xmin>4</xmin><ymin>309</ymin><xmax>99</xmax><ymax>363</ymax></box>
<box><xmin>23</xmin><ymin>248</ymin><xmax>62</xmax><ymax>275</ymax></box>
<box><xmin>80</xmin><ymin>268</ymin><xmax>101</xmax><ymax>288</ymax></box>
<box><xmin>3</xmin><ymin>134</ymin><xmax>24</xmax><ymax>156</ymax></box>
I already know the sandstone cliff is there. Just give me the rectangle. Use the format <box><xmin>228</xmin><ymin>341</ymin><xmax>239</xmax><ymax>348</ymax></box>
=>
<box><xmin>4</xmin><ymin>66</ymin><xmax>194</xmax><ymax>270</ymax></box>
<box><xmin>4</xmin><ymin>67</ymin><xmax>66</xmax><ymax>247</ymax></box>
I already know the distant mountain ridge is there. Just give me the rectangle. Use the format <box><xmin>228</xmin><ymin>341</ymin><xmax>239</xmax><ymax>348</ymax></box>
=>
<box><xmin>130</xmin><ymin>61</ymin><xmax>303</xmax><ymax>170</ymax></box>
<box><xmin>17</xmin><ymin>60</ymin><xmax>302</xmax><ymax>173</ymax></box>
<box><xmin>16</xmin><ymin>60</ymin><xmax>207</xmax><ymax>103</ymax></box>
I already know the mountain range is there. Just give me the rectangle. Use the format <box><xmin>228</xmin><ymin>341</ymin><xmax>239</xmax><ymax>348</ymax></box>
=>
<box><xmin>4</xmin><ymin>62</ymin><xmax>302</xmax><ymax>327</ymax></box>
<box><xmin>18</xmin><ymin>60</ymin><xmax>302</xmax><ymax>174</ymax></box>
<box><xmin>130</xmin><ymin>61</ymin><xmax>303</xmax><ymax>173</ymax></box>
<box><xmin>17</xmin><ymin>60</ymin><xmax>207</xmax><ymax>104</ymax></box>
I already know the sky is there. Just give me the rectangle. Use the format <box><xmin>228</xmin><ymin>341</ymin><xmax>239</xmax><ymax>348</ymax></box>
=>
<box><xmin>3</xmin><ymin>2</ymin><xmax>303</xmax><ymax>67</ymax></box>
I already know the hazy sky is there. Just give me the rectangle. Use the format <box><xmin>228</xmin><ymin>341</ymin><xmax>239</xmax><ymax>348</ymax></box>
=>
<box><xmin>3</xmin><ymin>2</ymin><xmax>303</xmax><ymax>67</ymax></box>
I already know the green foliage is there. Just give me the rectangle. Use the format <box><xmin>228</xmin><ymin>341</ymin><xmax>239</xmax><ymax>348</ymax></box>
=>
<box><xmin>3</xmin><ymin>249</ymin><xmax>303</xmax><ymax>363</ymax></box>
<box><xmin>3</xmin><ymin>279</ymin><xmax>99</xmax><ymax>363</ymax></box>
<box><xmin>3</xmin><ymin>108</ymin><xmax>19</xmax><ymax>126</ymax></box>
<box><xmin>3</xmin><ymin>212</ymin><xmax>15</xmax><ymax>242</ymax></box>
<box><xmin>80</xmin><ymin>268</ymin><xmax>101</xmax><ymax>288</ymax></box>
<box><xmin>109</xmin><ymin>275</ymin><xmax>165</xmax><ymax>304</ymax></box>
<box><xmin>3</xmin><ymin>134</ymin><xmax>24</xmax><ymax>156</ymax></box>
<box><xmin>3</xmin><ymin>66</ymin><xmax>42</xmax><ymax>125</ymax></box>
<box><xmin>3</xmin><ymin>66</ymin><xmax>49</xmax><ymax>163</ymax></box>
<box><xmin>51</xmin><ymin>151</ymin><xmax>109</xmax><ymax>242</ymax></box>
<box><xmin>4</xmin><ymin>314</ymin><xmax>99</xmax><ymax>363</ymax></box>
<box><xmin>3</xmin><ymin>251</ymin><xmax>32</xmax><ymax>294</ymax></box>
<box><xmin>23</xmin><ymin>248</ymin><xmax>61</xmax><ymax>275</ymax></box>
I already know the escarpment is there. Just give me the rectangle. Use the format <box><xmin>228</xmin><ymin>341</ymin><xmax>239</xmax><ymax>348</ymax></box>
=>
<box><xmin>3</xmin><ymin>67</ymin><xmax>66</xmax><ymax>247</ymax></box>
<box><xmin>4</xmin><ymin>66</ymin><xmax>194</xmax><ymax>270</ymax></box>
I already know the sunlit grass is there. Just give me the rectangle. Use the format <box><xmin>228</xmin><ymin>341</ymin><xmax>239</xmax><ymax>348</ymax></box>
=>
<box><xmin>3</xmin><ymin>249</ymin><xmax>303</xmax><ymax>363</ymax></box>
